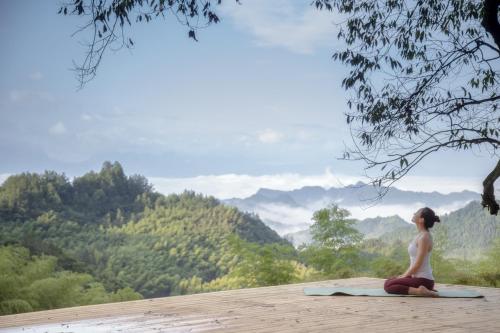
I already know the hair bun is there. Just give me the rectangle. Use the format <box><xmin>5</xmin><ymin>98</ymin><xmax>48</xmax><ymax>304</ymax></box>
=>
<box><xmin>435</xmin><ymin>216</ymin><xmax>440</xmax><ymax>223</ymax></box>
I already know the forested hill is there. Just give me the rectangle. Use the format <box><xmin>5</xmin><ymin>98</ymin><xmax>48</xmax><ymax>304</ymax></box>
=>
<box><xmin>379</xmin><ymin>201</ymin><xmax>500</xmax><ymax>260</ymax></box>
<box><xmin>0</xmin><ymin>162</ymin><xmax>289</xmax><ymax>310</ymax></box>
<box><xmin>0</xmin><ymin>161</ymin><xmax>283</xmax><ymax>244</ymax></box>
<box><xmin>0</xmin><ymin>161</ymin><xmax>157</xmax><ymax>223</ymax></box>
<box><xmin>285</xmin><ymin>202</ymin><xmax>499</xmax><ymax>261</ymax></box>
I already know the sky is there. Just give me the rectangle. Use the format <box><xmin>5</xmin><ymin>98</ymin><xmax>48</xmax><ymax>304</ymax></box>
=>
<box><xmin>0</xmin><ymin>0</ymin><xmax>497</xmax><ymax>200</ymax></box>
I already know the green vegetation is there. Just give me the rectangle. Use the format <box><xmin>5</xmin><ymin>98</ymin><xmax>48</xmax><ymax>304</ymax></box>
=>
<box><xmin>0</xmin><ymin>245</ymin><xmax>141</xmax><ymax>315</ymax></box>
<box><xmin>0</xmin><ymin>162</ymin><xmax>300</xmax><ymax>314</ymax></box>
<box><xmin>1</xmin><ymin>162</ymin><xmax>499</xmax><ymax>316</ymax></box>
<box><xmin>299</xmin><ymin>204</ymin><xmax>363</xmax><ymax>278</ymax></box>
<box><xmin>379</xmin><ymin>201</ymin><xmax>500</xmax><ymax>260</ymax></box>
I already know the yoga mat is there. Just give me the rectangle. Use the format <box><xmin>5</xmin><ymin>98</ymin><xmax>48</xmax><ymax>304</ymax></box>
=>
<box><xmin>303</xmin><ymin>287</ymin><xmax>484</xmax><ymax>298</ymax></box>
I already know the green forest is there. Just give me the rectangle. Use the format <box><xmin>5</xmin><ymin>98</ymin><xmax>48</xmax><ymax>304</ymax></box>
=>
<box><xmin>1</xmin><ymin>162</ymin><xmax>499</xmax><ymax>315</ymax></box>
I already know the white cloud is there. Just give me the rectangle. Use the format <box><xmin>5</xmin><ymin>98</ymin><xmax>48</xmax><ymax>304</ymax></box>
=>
<box><xmin>219</xmin><ymin>0</ymin><xmax>338</xmax><ymax>54</ymax></box>
<box><xmin>296</xmin><ymin>129</ymin><xmax>314</xmax><ymax>141</ymax></box>
<box><xmin>112</xmin><ymin>106</ymin><xmax>125</xmax><ymax>115</ymax></box>
<box><xmin>9</xmin><ymin>90</ymin><xmax>54</xmax><ymax>103</ymax></box>
<box><xmin>0</xmin><ymin>174</ymin><xmax>11</xmax><ymax>185</ymax></box>
<box><xmin>149</xmin><ymin>167</ymin><xmax>347</xmax><ymax>199</ymax></box>
<box><xmin>10</xmin><ymin>90</ymin><xmax>24</xmax><ymax>102</ymax></box>
<box><xmin>395</xmin><ymin>175</ymin><xmax>482</xmax><ymax>194</ymax></box>
<box><xmin>246</xmin><ymin>199</ymin><xmax>474</xmax><ymax>235</ymax></box>
<box><xmin>148</xmin><ymin>167</ymin><xmax>483</xmax><ymax>201</ymax></box>
<box><xmin>29</xmin><ymin>71</ymin><xmax>43</xmax><ymax>80</ymax></box>
<box><xmin>254</xmin><ymin>203</ymin><xmax>313</xmax><ymax>234</ymax></box>
<box><xmin>49</xmin><ymin>122</ymin><xmax>67</xmax><ymax>135</ymax></box>
<box><xmin>81</xmin><ymin>113</ymin><xmax>92</xmax><ymax>121</ymax></box>
<box><xmin>236</xmin><ymin>134</ymin><xmax>251</xmax><ymax>143</ymax></box>
<box><xmin>343</xmin><ymin>201</ymin><xmax>475</xmax><ymax>224</ymax></box>
<box><xmin>258</xmin><ymin>128</ymin><xmax>284</xmax><ymax>143</ymax></box>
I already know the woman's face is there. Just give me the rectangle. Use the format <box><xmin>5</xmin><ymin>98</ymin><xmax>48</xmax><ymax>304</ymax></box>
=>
<box><xmin>412</xmin><ymin>209</ymin><xmax>423</xmax><ymax>225</ymax></box>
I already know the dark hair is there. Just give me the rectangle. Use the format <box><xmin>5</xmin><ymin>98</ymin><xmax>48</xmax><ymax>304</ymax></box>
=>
<box><xmin>421</xmin><ymin>207</ymin><xmax>440</xmax><ymax>230</ymax></box>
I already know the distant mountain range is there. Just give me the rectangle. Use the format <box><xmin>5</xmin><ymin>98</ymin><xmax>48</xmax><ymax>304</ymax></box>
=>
<box><xmin>224</xmin><ymin>182</ymin><xmax>478</xmax><ymax>208</ymax></box>
<box><xmin>222</xmin><ymin>183</ymin><xmax>479</xmax><ymax>235</ymax></box>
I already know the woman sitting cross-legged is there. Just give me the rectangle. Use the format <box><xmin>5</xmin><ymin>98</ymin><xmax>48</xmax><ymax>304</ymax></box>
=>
<box><xmin>384</xmin><ymin>207</ymin><xmax>440</xmax><ymax>297</ymax></box>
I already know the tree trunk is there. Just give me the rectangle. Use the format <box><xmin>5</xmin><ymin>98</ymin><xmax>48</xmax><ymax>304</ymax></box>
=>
<box><xmin>482</xmin><ymin>159</ymin><xmax>500</xmax><ymax>215</ymax></box>
<box><xmin>482</xmin><ymin>0</ymin><xmax>500</xmax><ymax>50</ymax></box>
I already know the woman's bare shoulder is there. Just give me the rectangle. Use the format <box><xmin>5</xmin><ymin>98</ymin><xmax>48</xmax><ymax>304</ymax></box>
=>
<box><xmin>418</xmin><ymin>232</ymin><xmax>432</xmax><ymax>243</ymax></box>
<box><xmin>422</xmin><ymin>231</ymin><xmax>432</xmax><ymax>238</ymax></box>
<box><xmin>418</xmin><ymin>232</ymin><xmax>433</xmax><ymax>251</ymax></box>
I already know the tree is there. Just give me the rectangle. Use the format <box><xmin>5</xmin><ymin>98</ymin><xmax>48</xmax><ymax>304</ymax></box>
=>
<box><xmin>0</xmin><ymin>172</ymin><xmax>71</xmax><ymax>221</ymax></box>
<box><xmin>310</xmin><ymin>204</ymin><xmax>363</xmax><ymax>250</ymax></box>
<box><xmin>476</xmin><ymin>236</ymin><xmax>500</xmax><ymax>286</ymax></box>
<box><xmin>226</xmin><ymin>235</ymin><xmax>297</xmax><ymax>287</ymax></box>
<box><xmin>0</xmin><ymin>245</ymin><xmax>142</xmax><ymax>315</ymax></box>
<box><xmin>300</xmin><ymin>204</ymin><xmax>363</xmax><ymax>277</ymax></box>
<box><xmin>58</xmin><ymin>0</ymin><xmax>239</xmax><ymax>88</ymax></box>
<box><xmin>313</xmin><ymin>0</ymin><xmax>500</xmax><ymax>214</ymax></box>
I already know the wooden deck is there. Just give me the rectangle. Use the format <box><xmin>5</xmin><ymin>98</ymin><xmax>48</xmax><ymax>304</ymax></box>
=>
<box><xmin>0</xmin><ymin>277</ymin><xmax>498</xmax><ymax>332</ymax></box>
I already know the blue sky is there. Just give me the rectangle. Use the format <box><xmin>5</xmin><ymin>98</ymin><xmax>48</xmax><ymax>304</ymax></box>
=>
<box><xmin>0</xmin><ymin>0</ymin><xmax>496</xmax><ymax>198</ymax></box>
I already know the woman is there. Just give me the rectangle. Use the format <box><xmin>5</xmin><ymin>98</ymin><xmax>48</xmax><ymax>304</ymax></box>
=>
<box><xmin>384</xmin><ymin>207</ymin><xmax>440</xmax><ymax>297</ymax></box>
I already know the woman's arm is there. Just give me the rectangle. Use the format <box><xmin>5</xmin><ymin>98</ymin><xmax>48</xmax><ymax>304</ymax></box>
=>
<box><xmin>400</xmin><ymin>234</ymin><xmax>431</xmax><ymax>277</ymax></box>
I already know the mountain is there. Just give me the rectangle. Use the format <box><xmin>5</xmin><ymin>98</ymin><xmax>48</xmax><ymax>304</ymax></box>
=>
<box><xmin>380</xmin><ymin>201</ymin><xmax>500</xmax><ymax>260</ymax></box>
<box><xmin>249</xmin><ymin>188</ymin><xmax>301</xmax><ymax>207</ymax></box>
<box><xmin>285</xmin><ymin>201</ymin><xmax>500</xmax><ymax>260</ymax></box>
<box><xmin>223</xmin><ymin>183</ymin><xmax>479</xmax><ymax>235</ymax></box>
<box><xmin>354</xmin><ymin>215</ymin><xmax>411</xmax><ymax>239</ymax></box>
<box><xmin>225</xmin><ymin>183</ymin><xmax>478</xmax><ymax>208</ymax></box>
<box><xmin>0</xmin><ymin>162</ymin><xmax>291</xmax><ymax>300</ymax></box>
<box><xmin>283</xmin><ymin>229</ymin><xmax>313</xmax><ymax>247</ymax></box>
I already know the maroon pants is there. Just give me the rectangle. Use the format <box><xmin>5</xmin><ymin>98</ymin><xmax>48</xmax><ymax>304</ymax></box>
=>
<box><xmin>384</xmin><ymin>276</ymin><xmax>435</xmax><ymax>295</ymax></box>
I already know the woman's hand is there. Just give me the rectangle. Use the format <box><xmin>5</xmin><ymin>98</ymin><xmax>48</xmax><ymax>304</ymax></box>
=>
<box><xmin>398</xmin><ymin>274</ymin><xmax>411</xmax><ymax>278</ymax></box>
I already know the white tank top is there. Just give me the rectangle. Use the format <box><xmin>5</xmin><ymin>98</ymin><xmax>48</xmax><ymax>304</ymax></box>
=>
<box><xmin>408</xmin><ymin>233</ymin><xmax>434</xmax><ymax>280</ymax></box>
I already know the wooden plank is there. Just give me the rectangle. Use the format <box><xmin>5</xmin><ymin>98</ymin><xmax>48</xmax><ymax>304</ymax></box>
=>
<box><xmin>1</xmin><ymin>277</ymin><xmax>498</xmax><ymax>333</ymax></box>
